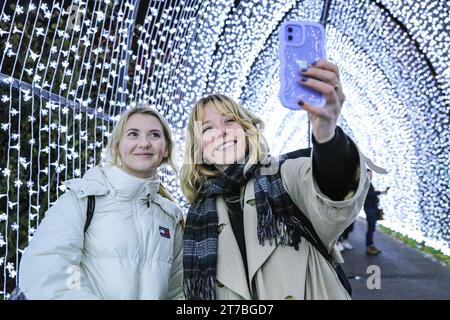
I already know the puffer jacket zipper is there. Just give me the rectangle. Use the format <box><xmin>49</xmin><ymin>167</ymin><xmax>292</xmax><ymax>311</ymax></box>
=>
<box><xmin>133</xmin><ymin>198</ymin><xmax>145</xmax><ymax>298</ymax></box>
<box><xmin>135</xmin><ymin>181</ymin><xmax>155</xmax><ymax>297</ymax></box>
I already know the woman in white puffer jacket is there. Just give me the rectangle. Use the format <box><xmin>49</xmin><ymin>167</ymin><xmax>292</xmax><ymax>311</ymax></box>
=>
<box><xmin>18</xmin><ymin>107</ymin><xmax>184</xmax><ymax>300</ymax></box>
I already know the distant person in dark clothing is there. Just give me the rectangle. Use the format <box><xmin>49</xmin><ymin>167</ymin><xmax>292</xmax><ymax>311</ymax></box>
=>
<box><xmin>365</xmin><ymin>169</ymin><xmax>389</xmax><ymax>255</ymax></box>
<box><xmin>337</xmin><ymin>222</ymin><xmax>355</xmax><ymax>252</ymax></box>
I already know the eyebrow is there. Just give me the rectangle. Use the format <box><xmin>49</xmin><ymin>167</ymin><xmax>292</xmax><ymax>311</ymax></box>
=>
<box><xmin>126</xmin><ymin>128</ymin><xmax>162</xmax><ymax>133</ymax></box>
<box><xmin>202</xmin><ymin>114</ymin><xmax>233</xmax><ymax>126</ymax></box>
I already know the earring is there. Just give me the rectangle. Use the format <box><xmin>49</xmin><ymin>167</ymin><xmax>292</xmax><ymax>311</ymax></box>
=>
<box><xmin>117</xmin><ymin>157</ymin><xmax>122</xmax><ymax>167</ymax></box>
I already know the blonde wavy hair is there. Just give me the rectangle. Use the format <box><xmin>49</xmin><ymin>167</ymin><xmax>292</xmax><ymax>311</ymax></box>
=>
<box><xmin>180</xmin><ymin>94</ymin><xmax>269</xmax><ymax>203</ymax></box>
<box><xmin>103</xmin><ymin>106</ymin><xmax>177</xmax><ymax>202</ymax></box>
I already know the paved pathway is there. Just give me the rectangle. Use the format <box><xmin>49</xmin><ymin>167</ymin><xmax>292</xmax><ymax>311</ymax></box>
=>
<box><xmin>341</xmin><ymin>219</ymin><xmax>450</xmax><ymax>299</ymax></box>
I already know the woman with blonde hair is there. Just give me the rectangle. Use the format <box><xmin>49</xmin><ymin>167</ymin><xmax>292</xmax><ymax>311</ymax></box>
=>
<box><xmin>17</xmin><ymin>107</ymin><xmax>184</xmax><ymax>299</ymax></box>
<box><xmin>181</xmin><ymin>60</ymin><xmax>381</xmax><ymax>300</ymax></box>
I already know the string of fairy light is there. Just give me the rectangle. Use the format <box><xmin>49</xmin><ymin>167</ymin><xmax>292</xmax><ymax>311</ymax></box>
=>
<box><xmin>0</xmin><ymin>0</ymin><xmax>449</xmax><ymax>299</ymax></box>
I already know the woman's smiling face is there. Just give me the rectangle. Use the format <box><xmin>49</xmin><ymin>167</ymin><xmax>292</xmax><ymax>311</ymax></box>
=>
<box><xmin>118</xmin><ymin>113</ymin><xmax>169</xmax><ymax>178</ymax></box>
<box><xmin>200</xmin><ymin>103</ymin><xmax>247</xmax><ymax>172</ymax></box>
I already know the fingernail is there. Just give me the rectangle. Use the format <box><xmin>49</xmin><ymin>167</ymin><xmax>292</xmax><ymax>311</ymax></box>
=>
<box><xmin>311</xmin><ymin>61</ymin><xmax>317</xmax><ymax>66</ymax></box>
<box><xmin>301</xmin><ymin>68</ymin><xmax>308</xmax><ymax>72</ymax></box>
<box><xmin>297</xmin><ymin>100</ymin><xmax>304</xmax><ymax>106</ymax></box>
<box><xmin>300</xmin><ymin>77</ymin><xmax>308</xmax><ymax>82</ymax></box>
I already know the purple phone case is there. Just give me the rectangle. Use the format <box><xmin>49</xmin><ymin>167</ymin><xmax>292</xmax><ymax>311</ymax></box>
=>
<box><xmin>279</xmin><ymin>21</ymin><xmax>326</xmax><ymax>109</ymax></box>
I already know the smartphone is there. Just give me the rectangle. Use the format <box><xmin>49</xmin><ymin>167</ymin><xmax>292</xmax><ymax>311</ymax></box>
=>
<box><xmin>279</xmin><ymin>21</ymin><xmax>326</xmax><ymax>109</ymax></box>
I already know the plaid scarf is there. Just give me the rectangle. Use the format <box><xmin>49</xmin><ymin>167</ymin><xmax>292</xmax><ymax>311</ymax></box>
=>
<box><xmin>183</xmin><ymin>154</ymin><xmax>312</xmax><ymax>300</ymax></box>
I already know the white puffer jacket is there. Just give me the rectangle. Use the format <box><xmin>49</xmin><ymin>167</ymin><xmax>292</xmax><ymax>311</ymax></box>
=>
<box><xmin>19</xmin><ymin>165</ymin><xmax>184</xmax><ymax>300</ymax></box>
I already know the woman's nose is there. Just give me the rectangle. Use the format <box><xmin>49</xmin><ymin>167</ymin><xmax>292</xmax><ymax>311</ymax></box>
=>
<box><xmin>205</xmin><ymin>126</ymin><xmax>227</xmax><ymax>143</ymax></box>
<box><xmin>217</xmin><ymin>126</ymin><xmax>227</xmax><ymax>138</ymax></box>
<box><xmin>138</xmin><ymin>136</ymin><xmax>151</xmax><ymax>148</ymax></box>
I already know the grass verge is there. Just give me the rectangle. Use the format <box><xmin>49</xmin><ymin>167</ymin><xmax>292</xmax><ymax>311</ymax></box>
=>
<box><xmin>378</xmin><ymin>224</ymin><xmax>450</xmax><ymax>266</ymax></box>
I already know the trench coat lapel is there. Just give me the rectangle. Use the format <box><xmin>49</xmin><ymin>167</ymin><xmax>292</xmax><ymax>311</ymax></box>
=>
<box><xmin>243</xmin><ymin>181</ymin><xmax>277</xmax><ymax>286</ymax></box>
<box><xmin>215</xmin><ymin>196</ymin><xmax>252</xmax><ymax>300</ymax></box>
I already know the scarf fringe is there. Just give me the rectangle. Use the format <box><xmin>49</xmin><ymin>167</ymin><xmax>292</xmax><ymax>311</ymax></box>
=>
<box><xmin>257</xmin><ymin>204</ymin><xmax>303</xmax><ymax>250</ymax></box>
<box><xmin>184</xmin><ymin>272</ymin><xmax>216</xmax><ymax>300</ymax></box>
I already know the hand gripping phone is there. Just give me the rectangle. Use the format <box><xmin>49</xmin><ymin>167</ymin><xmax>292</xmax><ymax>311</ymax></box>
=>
<box><xmin>279</xmin><ymin>21</ymin><xmax>326</xmax><ymax>109</ymax></box>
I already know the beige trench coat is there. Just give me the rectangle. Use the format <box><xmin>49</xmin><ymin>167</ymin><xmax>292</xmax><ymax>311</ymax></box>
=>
<box><xmin>214</xmin><ymin>148</ymin><xmax>379</xmax><ymax>300</ymax></box>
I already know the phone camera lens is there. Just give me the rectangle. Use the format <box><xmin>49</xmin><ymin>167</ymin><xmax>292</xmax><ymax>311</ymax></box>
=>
<box><xmin>287</xmin><ymin>27</ymin><xmax>293</xmax><ymax>33</ymax></box>
<box><xmin>288</xmin><ymin>35</ymin><xmax>293</xmax><ymax>41</ymax></box>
